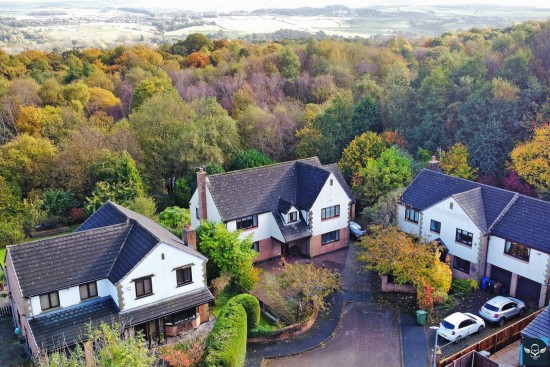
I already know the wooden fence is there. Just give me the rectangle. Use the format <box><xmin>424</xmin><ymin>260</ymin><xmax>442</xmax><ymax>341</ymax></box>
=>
<box><xmin>437</xmin><ymin>309</ymin><xmax>544</xmax><ymax>367</ymax></box>
<box><xmin>0</xmin><ymin>304</ymin><xmax>11</xmax><ymax>320</ymax></box>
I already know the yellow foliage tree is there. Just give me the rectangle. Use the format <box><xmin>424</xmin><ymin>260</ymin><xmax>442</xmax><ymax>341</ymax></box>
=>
<box><xmin>440</xmin><ymin>142</ymin><xmax>478</xmax><ymax>180</ymax></box>
<box><xmin>87</xmin><ymin>87</ymin><xmax>122</xmax><ymax>114</ymax></box>
<box><xmin>16</xmin><ymin>106</ymin><xmax>45</xmax><ymax>136</ymax></box>
<box><xmin>511</xmin><ymin>124</ymin><xmax>550</xmax><ymax>190</ymax></box>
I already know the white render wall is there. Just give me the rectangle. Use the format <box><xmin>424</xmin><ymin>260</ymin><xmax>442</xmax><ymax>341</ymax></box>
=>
<box><xmin>397</xmin><ymin>204</ymin><xmax>421</xmax><ymax>236</ymax></box>
<box><xmin>487</xmin><ymin>236</ymin><xmax>549</xmax><ymax>284</ymax></box>
<box><xmin>421</xmin><ymin>197</ymin><xmax>482</xmax><ymax>264</ymax></box>
<box><xmin>310</xmin><ymin>173</ymin><xmax>351</xmax><ymax>237</ymax></box>
<box><xmin>30</xmin><ymin>279</ymin><xmax>114</xmax><ymax>317</ymax></box>
<box><xmin>118</xmin><ymin>243</ymin><xmax>206</xmax><ymax>311</ymax></box>
<box><xmin>226</xmin><ymin>212</ymin><xmax>273</xmax><ymax>242</ymax></box>
<box><xmin>190</xmin><ymin>189</ymin><xmax>199</xmax><ymax>229</ymax></box>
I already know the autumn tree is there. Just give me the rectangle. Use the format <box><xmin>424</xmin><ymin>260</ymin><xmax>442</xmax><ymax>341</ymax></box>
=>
<box><xmin>132</xmin><ymin>76</ymin><xmax>177</xmax><ymax>110</ymax></box>
<box><xmin>338</xmin><ymin>131</ymin><xmax>388</xmax><ymax>181</ymax></box>
<box><xmin>185</xmin><ymin>52</ymin><xmax>211</xmax><ymax>68</ymax></box>
<box><xmin>357</xmin><ymin>226</ymin><xmax>452</xmax><ymax>309</ymax></box>
<box><xmin>440</xmin><ymin>142</ymin><xmax>478</xmax><ymax>180</ymax></box>
<box><xmin>511</xmin><ymin>124</ymin><xmax>550</xmax><ymax>190</ymax></box>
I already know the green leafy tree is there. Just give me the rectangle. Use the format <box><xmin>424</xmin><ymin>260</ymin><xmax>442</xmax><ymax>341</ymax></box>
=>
<box><xmin>338</xmin><ymin>132</ymin><xmax>388</xmax><ymax>182</ymax></box>
<box><xmin>280</xmin><ymin>47</ymin><xmax>301</xmax><ymax>80</ymax></box>
<box><xmin>197</xmin><ymin>221</ymin><xmax>259</xmax><ymax>290</ymax></box>
<box><xmin>181</xmin><ymin>33</ymin><xmax>214</xmax><ymax>55</ymax></box>
<box><xmin>158</xmin><ymin>206</ymin><xmax>190</xmax><ymax>237</ymax></box>
<box><xmin>440</xmin><ymin>143</ymin><xmax>478</xmax><ymax>180</ymax></box>
<box><xmin>229</xmin><ymin>149</ymin><xmax>274</xmax><ymax>171</ymax></box>
<box><xmin>127</xmin><ymin>196</ymin><xmax>157</xmax><ymax>218</ymax></box>
<box><xmin>41</xmin><ymin>190</ymin><xmax>78</xmax><ymax>222</ymax></box>
<box><xmin>0</xmin><ymin>176</ymin><xmax>25</xmax><ymax>247</ymax></box>
<box><xmin>353</xmin><ymin>146</ymin><xmax>412</xmax><ymax>206</ymax></box>
<box><xmin>132</xmin><ymin>76</ymin><xmax>177</xmax><ymax>110</ymax></box>
<box><xmin>351</xmin><ymin>95</ymin><xmax>382</xmax><ymax>133</ymax></box>
<box><xmin>85</xmin><ymin>151</ymin><xmax>145</xmax><ymax>214</ymax></box>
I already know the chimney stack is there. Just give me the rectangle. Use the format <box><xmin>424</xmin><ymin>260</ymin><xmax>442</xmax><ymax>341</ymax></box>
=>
<box><xmin>182</xmin><ymin>225</ymin><xmax>197</xmax><ymax>250</ymax></box>
<box><xmin>428</xmin><ymin>156</ymin><xmax>440</xmax><ymax>172</ymax></box>
<box><xmin>197</xmin><ymin>167</ymin><xmax>208</xmax><ymax>222</ymax></box>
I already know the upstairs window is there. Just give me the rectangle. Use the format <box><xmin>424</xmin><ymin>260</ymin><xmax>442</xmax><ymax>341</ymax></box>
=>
<box><xmin>176</xmin><ymin>267</ymin><xmax>193</xmax><ymax>287</ymax></box>
<box><xmin>405</xmin><ymin>208</ymin><xmax>419</xmax><ymax>223</ymax></box>
<box><xmin>79</xmin><ymin>281</ymin><xmax>98</xmax><ymax>301</ymax></box>
<box><xmin>236</xmin><ymin>215</ymin><xmax>258</xmax><ymax>230</ymax></box>
<box><xmin>504</xmin><ymin>240</ymin><xmax>530</xmax><ymax>262</ymax></box>
<box><xmin>196</xmin><ymin>207</ymin><xmax>200</xmax><ymax>220</ymax></box>
<box><xmin>321</xmin><ymin>205</ymin><xmax>340</xmax><ymax>220</ymax></box>
<box><xmin>430</xmin><ymin>220</ymin><xmax>441</xmax><ymax>234</ymax></box>
<box><xmin>288</xmin><ymin>212</ymin><xmax>298</xmax><ymax>223</ymax></box>
<box><xmin>135</xmin><ymin>276</ymin><xmax>153</xmax><ymax>298</ymax></box>
<box><xmin>40</xmin><ymin>291</ymin><xmax>60</xmax><ymax>311</ymax></box>
<box><xmin>455</xmin><ymin>228</ymin><xmax>473</xmax><ymax>246</ymax></box>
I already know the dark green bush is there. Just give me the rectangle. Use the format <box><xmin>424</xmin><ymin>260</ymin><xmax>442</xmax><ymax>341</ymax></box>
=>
<box><xmin>204</xmin><ymin>303</ymin><xmax>247</xmax><ymax>367</ymax></box>
<box><xmin>249</xmin><ymin>325</ymin><xmax>277</xmax><ymax>338</ymax></box>
<box><xmin>226</xmin><ymin>294</ymin><xmax>260</xmax><ymax>331</ymax></box>
<box><xmin>450</xmin><ymin>278</ymin><xmax>479</xmax><ymax>296</ymax></box>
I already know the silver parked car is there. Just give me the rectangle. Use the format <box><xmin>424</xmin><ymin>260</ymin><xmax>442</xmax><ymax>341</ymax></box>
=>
<box><xmin>479</xmin><ymin>295</ymin><xmax>526</xmax><ymax>326</ymax></box>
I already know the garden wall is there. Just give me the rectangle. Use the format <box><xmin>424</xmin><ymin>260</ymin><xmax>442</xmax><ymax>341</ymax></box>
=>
<box><xmin>247</xmin><ymin>307</ymin><xmax>318</xmax><ymax>343</ymax></box>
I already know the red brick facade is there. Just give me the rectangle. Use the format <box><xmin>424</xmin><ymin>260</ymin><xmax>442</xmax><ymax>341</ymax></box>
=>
<box><xmin>309</xmin><ymin>227</ymin><xmax>350</xmax><ymax>258</ymax></box>
<box><xmin>253</xmin><ymin>237</ymin><xmax>282</xmax><ymax>263</ymax></box>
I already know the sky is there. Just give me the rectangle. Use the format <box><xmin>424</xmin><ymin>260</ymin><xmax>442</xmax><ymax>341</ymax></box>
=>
<box><xmin>13</xmin><ymin>0</ymin><xmax>550</xmax><ymax>12</ymax></box>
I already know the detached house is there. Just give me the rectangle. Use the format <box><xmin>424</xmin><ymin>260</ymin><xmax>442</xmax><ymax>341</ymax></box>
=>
<box><xmin>4</xmin><ymin>201</ymin><xmax>213</xmax><ymax>357</ymax></box>
<box><xmin>398</xmin><ymin>163</ymin><xmax>550</xmax><ymax>308</ymax></box>
<box><xmin>189</xmin><ymin>157</ymin><xmax>355</xmax><ymax>261</ymax></box>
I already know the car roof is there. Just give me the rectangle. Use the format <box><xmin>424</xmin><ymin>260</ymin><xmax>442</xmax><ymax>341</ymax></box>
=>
<box><xmin>485</xmin><ymin>296</ymin><xmax>518</xmax><ymax>307</ymax></box>
<box><xmin>443</xmin><ymin>312</ymin><xmax>469</xmax><ymax>324</ymax></box>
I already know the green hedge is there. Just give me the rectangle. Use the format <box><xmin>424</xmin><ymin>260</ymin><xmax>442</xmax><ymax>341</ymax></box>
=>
<box><xmin>204</xmin><ymin>303</ymin><xmax>247</xmax><ymax>367</ymax></box>
<box><xmin>248</xmin><ymin>325</ymin><xmax>277</xmax><ymax>338</ymax></box>
<box><xmin>226</xmin><ymin>294</ymin><xmax>260</xmax><ymax>331</ymax></box>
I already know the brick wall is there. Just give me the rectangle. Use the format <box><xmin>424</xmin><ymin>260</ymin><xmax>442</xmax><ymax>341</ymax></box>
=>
<box><xmin>254</xmin><ymin>238</ymin><xmax>281</xmax><ymax>262</ymax></box>
<box><xmin>309</xmin><ymin>227</ymin><xmax>349</xmax><ymax>257</ymax></box>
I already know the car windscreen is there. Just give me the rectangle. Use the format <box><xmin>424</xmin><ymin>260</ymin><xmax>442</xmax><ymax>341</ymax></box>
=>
<box><xmin>483</xmin><ymin>304</ymin><xmax>499</xmax><ymax>312</ymax></box>
<box><xmin>441</xmin><ymin>320</ymin><xmax>455</xmax><ymax>330</ymax></box>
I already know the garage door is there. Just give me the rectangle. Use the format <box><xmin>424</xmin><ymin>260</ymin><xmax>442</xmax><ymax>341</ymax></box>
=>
<box><xmin>516</xmin><ymin>276</ymin><xmax>542</xmax><ymax>304</ymax></box>
<box><xmin>490</xmin><ymin>265</ymin><xmax>512</xmax><ymax>291</ymax></box>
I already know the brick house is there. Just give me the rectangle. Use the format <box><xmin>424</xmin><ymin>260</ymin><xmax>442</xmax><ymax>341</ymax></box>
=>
<box><xmin>4</xmin><ymin>201</ymin><xmax>213</xmax><ymax>356</ymax></box>
<box><xmin>189</xmin><ymin>157</ymin><xmax>356</xmax><ymax>261</ymax></box>
<box><xmin>398</xmin><ymin>161</ymin><xmax>550</xmax><ymax>308</ymax></box>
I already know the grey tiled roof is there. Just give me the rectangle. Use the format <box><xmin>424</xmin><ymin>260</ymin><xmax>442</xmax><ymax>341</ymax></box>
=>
<box><xmin>401</xmin><ymin>169</ymin><xmax>550</xmax><ymax>253</ymax></box>
<box><xmin>491</xmin><ymin>196</ymin><xmax>550</xmax><ymax>254</ymax></box>
<box><xmin>452</xmin><ymin>188</ymin><xmax>488</xmax><ymax>233</ymax></box>
<box><xmin>521</xmin><ymin>307</ymin><xmax>550</xmax><ymax>339</ymax></box>
<box><xmin>30</xmin><ymin>296</ymin><xmax>119</xmax><ymax>352</ymax></box>
<box><xmin>272</xmin><ymin>211</ymin><xmax>312</xmax><ymax>242</ymax></box>
<box><xmin>277</xmin><ymin>198</ymin><xmax>294</xmax><ymax>214</ymax></box>
<box><xmin>207</xmin><ymin>158</ymin><xmax>354</xmax><ymax>221</ymax></box>
<box><xmin>8</xmin><ymin>201</ymin><xmax>206</xmax><ymax>297</ymax></box>
<box><xmin>9</xmin><ymin>224</ymin><xmax>131</xmax><ymax>297</ymax></box>
<box><xmin>120</xmin><ymin>287</ymin><xmax>214</xmax><ymax>326</ymax></box>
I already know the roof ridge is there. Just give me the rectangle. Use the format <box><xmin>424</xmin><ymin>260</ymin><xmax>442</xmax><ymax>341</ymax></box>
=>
<box><xmin>488</xmin><ymin>193</ymin><xmax>519</xmax><ymax>231</ymax></box>
<box><xmin>453</xmin><ymin>187</ymin><xmax>488</xmax><ymax>233</ymax></box>
<box><xmin>7</xmin><ymin>222</ymin><xmax>132</xmax><ymax>250</ymax></box>
<box><xmin>208</xmin><ymin>157</ymin><xmax>320</xmax><ymax>177</ymax></box>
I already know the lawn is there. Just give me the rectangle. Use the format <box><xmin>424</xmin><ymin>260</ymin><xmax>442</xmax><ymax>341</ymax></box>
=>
<box><xmin>0</xmin><ymin>247</ymin><xmax>5</xmax><ymax>267</ymax></box>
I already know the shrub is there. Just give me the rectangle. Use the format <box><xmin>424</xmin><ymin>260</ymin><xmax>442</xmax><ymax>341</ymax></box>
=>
<box><xmin>159</xmin><ymin>334</ymin><xmax>205</xmax><ymax>367</ymax></box>
<box><xmin>204</xmin><ymin>303</ymin><xmax>247</xmax><ymax>367</ymax></box>
<box><xmin>211</xmin><ymin>274</ymin><xmax>231</xmax><ymax>299</ymax></box>
<box><xmin>450</xmin><ymin>278</ymin><xmax>479</xmax><ymax>296</ymax></box>
<box><xmin>226</xmin><ymin>294</ymin><xmax>260</xmax><ymax>331</ymax></box>
<box><xmin>249</xmin><ymin>325</ymin><xmax>277</xmax><ymax>338</ymax></box>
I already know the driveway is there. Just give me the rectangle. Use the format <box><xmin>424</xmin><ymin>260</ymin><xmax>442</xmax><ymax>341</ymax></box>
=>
<box><xmin>262</xmin><ymin>242</ymin><xmax>404</xmax><ymax>367</ymax></box>
<box><xmin>267</xmin><ymin>302</ymin><xmax>402</xmax><ymax>367</ymax></box>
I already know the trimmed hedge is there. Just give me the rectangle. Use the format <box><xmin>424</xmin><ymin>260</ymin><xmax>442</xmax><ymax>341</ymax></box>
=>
<box><xmin>226</xmin><ymin>294</ymin><xmax>260</xmax><ymax>331</ymax></box>
<box><xmin>204</xmin><ymin>303</ymin><xmax>247</xmax><ymax>367</ymax></box>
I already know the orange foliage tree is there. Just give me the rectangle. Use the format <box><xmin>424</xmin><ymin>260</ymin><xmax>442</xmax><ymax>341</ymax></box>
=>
<box><xmin>185</xmin><ymin>52</ymin><xmax>211</xmax><ymax>68</ymax></box>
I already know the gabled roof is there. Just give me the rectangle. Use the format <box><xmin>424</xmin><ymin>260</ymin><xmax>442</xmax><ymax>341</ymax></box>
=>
<box><xmin>278</xmin><ymin>198</ymin><xmax>294</xmax><ymax>214</ymax></box>
<box><xmin>206</xmin><ymin>157</ymin><xmax>354</xmax><ymax>221</ymax></box>
<box><xmin>9</xmin><ymin>223</ymin><xmax>131</xmax><ymax>297</ymax></box>
<box><xmin>521</xmin><ymin>307</ymin><xmax>549</xmax><ymax>339</ymax></box>
<box><xmin>8</xmin><ymin>201</ymin><xmax>206</xmax><ymax>297</ymax></box>
<box><xmin>30</xmin><ymin>296</ymin><xmax>119</xmax><ymax>352</ymax></box>
<box><xmin>401</xmin><ymin>169</ymin><xmax>550</xmax><ymax>253</ymax></box>
<box><xmin>452</xmin><ymin>188</ymin><xmax>488</xmax><ymax>233</ymax></box>
<box><xmin>272</xmin><ymin>211</ymin><xmax>312</xmax><ymax>243</ymax></box>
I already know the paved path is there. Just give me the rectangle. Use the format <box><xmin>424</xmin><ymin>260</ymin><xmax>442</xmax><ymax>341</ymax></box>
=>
<box><xmin>0</xmin><ymin>318</ymin><xmax>30</xmax><ymax>367</ymax></box>
<box><xmin>401</xmin><ymin>310</ymin><xmax>430</xmax><ymax>367</ymax></box>
<box><xmin>247</xmin><ymin>243</ymin><xmax>409</xmax><ymax>367</ymax></box>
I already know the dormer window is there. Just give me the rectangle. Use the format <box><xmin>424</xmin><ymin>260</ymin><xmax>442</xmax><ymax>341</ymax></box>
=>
<box><xmin>288</xmin><ymin>212</ymin><xmax>298</xmax><ymax>223</ymax></box>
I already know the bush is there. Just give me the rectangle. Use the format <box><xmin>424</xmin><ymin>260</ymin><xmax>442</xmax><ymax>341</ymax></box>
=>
<box><xmin>226</xmin><ymin>294</ymin><xmax>260</xmax><ymax>331</ymax></box>
<box><xmin>249</xmin><ymin>325</ymin><xmax>277</xmax><ymax>338</ymax></box>
<box><xmin>450</xmin><ymin>278</ymin><xmax>479</xmax><ymax>296</ymax></box>
<box><xmin>204</xmin><ymin>303</ymin><xmax>247</xmax><ymax>367</ymax></box>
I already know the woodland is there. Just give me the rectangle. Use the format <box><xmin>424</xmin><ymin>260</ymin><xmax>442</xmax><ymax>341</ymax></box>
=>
<box><xmin>1</xmin><ymin>21</ymin><xmax>550</xmax><ymax>249</ymax></box>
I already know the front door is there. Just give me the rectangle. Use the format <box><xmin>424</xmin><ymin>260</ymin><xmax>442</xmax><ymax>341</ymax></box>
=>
<box><xmin>281</xmin><ymin>243</ymin><xmax>289</xmax><ymax>257</ymax></box>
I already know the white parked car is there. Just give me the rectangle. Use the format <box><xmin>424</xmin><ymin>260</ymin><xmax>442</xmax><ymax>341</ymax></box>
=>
<box><xmin>438</xmin><ymin>312</ymin><xmax>485</xmax><ymax>343</ymax></box>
